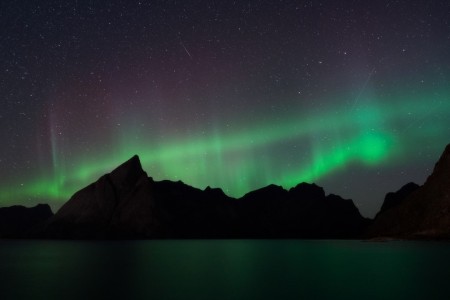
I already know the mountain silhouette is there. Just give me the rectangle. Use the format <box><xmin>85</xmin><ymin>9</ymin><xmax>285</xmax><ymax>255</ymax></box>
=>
<box><xmin>368</xmin><ymin>143</ymin><xmax>450</xmax><ymax>239</ymax></box>
<box><xmin>238</xmin><ymin>183</ymin><xmax>369</xmax><ymax>238</ymax></box>
<box><xmin>45</xmin><ymin>155</ymin><xmax>160</xmax><ymax>238</ymax></box>
<box><xmin>3</xmin><ymin>143</ymin><xmax>450</xmax><ymax>240</ymax></box>
<box><xmin>42</xmin><ymin>155</ymin><xmax>368</xmax><ymax>239</ymax></box>
<box><xmin>0</xmin><ymin>204</ymin><xmax>53</xmax><ymax>238</ymax></box>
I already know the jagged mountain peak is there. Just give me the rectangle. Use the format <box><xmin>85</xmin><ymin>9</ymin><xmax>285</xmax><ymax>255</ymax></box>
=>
<box><xmin>109</xmin><ymin>155</ymin><xmax>145</xmax><ymax>188</ymax></box>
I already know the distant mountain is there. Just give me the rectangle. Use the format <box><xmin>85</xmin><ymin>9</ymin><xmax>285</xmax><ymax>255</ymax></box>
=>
<box><xmin>239</xmin><ymin>183</ymin><xmax>369</xmax><ymax>238</ymax></box>
<box><xmin>376</xmin><ymin>182</ymin><xmax>420</xmax><ymax>217</ymax></box>
<box><xmin>0</xmin><ymin>204</ymin><xmax>53</xmax><ymax>238</ymax></box>
<box><xmin>41</xmin><ymin>155</ymin><xmax>369</xmax><ymax>239</ymax></box>
<box><xmin>368</xmin><ymin>144</ymin><xmax>450</xmax><ymax>239</ymax></box>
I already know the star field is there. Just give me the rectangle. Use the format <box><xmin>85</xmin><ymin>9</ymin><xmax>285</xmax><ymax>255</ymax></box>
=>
<box><xmin>1</xmin><ymin>1</ymin><xmax>449</xmax><ymax>217</ymax></box>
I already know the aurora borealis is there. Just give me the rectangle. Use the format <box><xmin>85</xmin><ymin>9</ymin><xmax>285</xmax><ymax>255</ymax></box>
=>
<box><xmin>1</xmin><ymin>1</ymin><xmax>449</xmax><ymax>217</ymax></box>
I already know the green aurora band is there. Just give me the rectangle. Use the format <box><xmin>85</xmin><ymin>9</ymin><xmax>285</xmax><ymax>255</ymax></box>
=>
<box><xmin>1</xmin><ymin>88</ymin><xmax>449</xmax><ymax>207</ymax></box>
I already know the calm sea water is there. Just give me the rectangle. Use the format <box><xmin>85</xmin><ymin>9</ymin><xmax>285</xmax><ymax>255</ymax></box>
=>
<box><xmin>0</xmin><ymin>240</ymin><xmax>449</xmax><ymax>300</ymax></box>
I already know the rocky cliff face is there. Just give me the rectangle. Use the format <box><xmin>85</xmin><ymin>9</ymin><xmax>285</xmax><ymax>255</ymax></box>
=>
<box><xmin>368</xmin><ymin>144</ymin><xmax>450</xmax><ymax>239</ymax></box>
<box><xmin>43</xmin><ymin>155</ymin><xmax>368</xmax><ymax>239</ymax></box>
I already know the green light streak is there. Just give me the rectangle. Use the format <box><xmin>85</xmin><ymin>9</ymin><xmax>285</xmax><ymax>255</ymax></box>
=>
<box><xmin>1</xmin><ymin>88</ymin><xmax>449</xmax><ymax>205</ymax></box>
<box><xmin>279</xmin><ymin>132</ymin><xmax>394</xmax><ymax>188</ymax></box>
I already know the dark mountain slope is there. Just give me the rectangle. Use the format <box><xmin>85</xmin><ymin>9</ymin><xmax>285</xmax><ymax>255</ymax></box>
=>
<box><xmin>368</xmin><ymin>144</ymin><xmax>450</xmax><ymax>239</ymax></box>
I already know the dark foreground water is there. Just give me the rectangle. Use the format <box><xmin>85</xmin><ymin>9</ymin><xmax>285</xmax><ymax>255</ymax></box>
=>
<box><xmin>1</xmin><ymin>240</ymin><xmax>450</xmax><ymax>300</ymax></box>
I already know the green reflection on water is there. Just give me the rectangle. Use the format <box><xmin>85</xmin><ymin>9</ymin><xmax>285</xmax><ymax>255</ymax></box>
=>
<box><xmin>0</xmin><ymin>240</ymin><xmax>449</xmax><ymax>300</ymax></box>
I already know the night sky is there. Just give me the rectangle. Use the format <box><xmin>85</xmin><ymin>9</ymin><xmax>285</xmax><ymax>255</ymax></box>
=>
<box><xmin>1</xmin><ymin>0</ymin><xmax>449</xmax><ymax>217</ymax></box>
